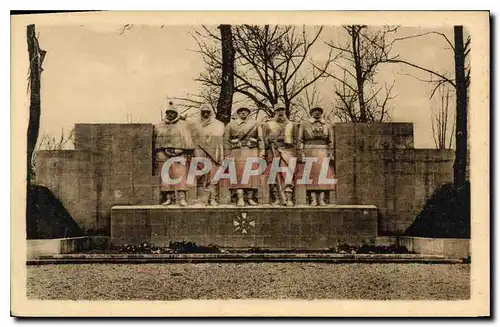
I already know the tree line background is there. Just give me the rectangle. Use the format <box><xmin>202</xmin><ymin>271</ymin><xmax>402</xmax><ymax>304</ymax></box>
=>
<box><xmin>175</xmin><ymin>24</ymin><xmax>470</xmax><ymax>187</ymax></box>
<box><xmin>175</xmin><ymin>25</ymin><xmax>468</xmax><ymax>150</ymax></box>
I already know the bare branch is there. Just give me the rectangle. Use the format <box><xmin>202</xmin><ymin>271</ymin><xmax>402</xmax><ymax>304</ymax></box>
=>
<box><xmin>324</xmin><ymin>25</ymin><xmax>397</xmax><ymax>122</ymax></box>
<box><xmin>386</xmin><ymin>59</ymin><xmax>456</xmax><ymax>88</ymax></box>
<box><xmin>393</xmin><ymin>31</ymin><xmax>454</xmax><ymax>51</ymax></box>
<box><xmin>192</xmin><ymin>24</ymin><xmax>334</xmax><ymax>117</ymax></box>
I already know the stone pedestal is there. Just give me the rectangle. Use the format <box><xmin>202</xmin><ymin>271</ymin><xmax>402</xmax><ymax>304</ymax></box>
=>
<box><xmin>110</xmin><ymin>205</ymin><xmax>378</xmax><ymax>249</ymax></box>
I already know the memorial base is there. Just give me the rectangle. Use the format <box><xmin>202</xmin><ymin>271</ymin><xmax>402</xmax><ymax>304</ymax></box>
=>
<box><xmin>110</xmin><ymin>205</ymin><xmax>378</xmax><ymax>249</ymax></box>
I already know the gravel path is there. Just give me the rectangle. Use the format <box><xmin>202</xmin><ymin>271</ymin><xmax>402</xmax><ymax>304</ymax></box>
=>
<box><xmin>27</xmin><ymin>263</ymin><xmax>470</xmax><ymax>300</ymax></box>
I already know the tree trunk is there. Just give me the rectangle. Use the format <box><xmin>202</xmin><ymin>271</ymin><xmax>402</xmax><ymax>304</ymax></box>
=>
<box><xmin>26</xmin><ymin>24</ymin><xmax>44</xmax><ymax>186</ymax></box>
<box><xmin>351</xmin><ymin>26</ymin><xmax>367</xmax><ymax>122</ymax></box>
<box><xmin>453</xmin><ymin>26</ymin><xmax>468</xmax><ymax>187</ymax></box>
<box><xmin>216</xmin><ymin>25</ymin><xmax>235</xmax><ymax>124</ymax></box>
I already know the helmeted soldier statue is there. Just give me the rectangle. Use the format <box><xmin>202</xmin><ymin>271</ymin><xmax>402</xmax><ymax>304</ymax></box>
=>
<box><xmin>190</xmin><ymin>104</ymin><xmax>225</xmax><ymax>206</ymax></box>
<box><xmin>297</xmin><ymin>106</ymin><xmax>335</xmax><ymax>206</ymax></box>
<box><xmin>262</xmin><ymin>104</ymin><xmax>296</xmax><ymax>206</ymax></box>
<box><xmin>224</xmin><ymin>107</ymin><xmax>265</xmax><ymax>206</ymax></box>
<box><xmin>153</xmin><ymin>101</ymin><xmax>195</xmax><ymax>206</ymax></box>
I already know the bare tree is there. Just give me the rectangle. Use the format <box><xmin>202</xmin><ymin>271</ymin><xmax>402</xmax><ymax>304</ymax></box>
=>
<box><xmin>388</xmin><ymin>27</ymin><xmax>471</xmax><ymax>186</ymax></box>
<box><xmin>193</xmin><ymin>24</ymin><xmax>337</xmax><ymax>119</ymax></box>
<box><xmin>31</xmin><ymin>128</ymin><xmax>74</xmax><ymax>182</ymax></box>
<box><xmin>453</xmin><ymin>26</ymin><xmax>469</xmax><ymax>186</ymax></box>
<box><xmin>36</xmin><ymin>128</ymin><xmax>75</xmax><ymax>151</ymax></box>
<box><xmin>173</xmin><ymin>87</ymin><xmax>219</xmax><ymax>114</ymax></box>
<box><xmin>216</xmin><ymin>25</ymin><xmax>235</xmax><ymax>124</ymax></box>
<box><xmin>27</xmin><ymin>24</ymin><xmax>46</xmax><ymax>186</ymax></box>
<box><xmin>389</xmin><ymin>30</ymin><xmax>470</xmax><ymax>99</ymax></box>
<box><xmin>323</xmin><ymin>25</ymin><xmax>398</xmax><ymax>122</ymax></box>
<box><xmin>291</xmin><ymin>84</ymin><xmax>324</xmax><ymax>122</ymax></box>
<box><xmin>431</xmin><ymin>84</ymin><xmax>455</xmax><ymax>149</ymax></box>
<box><xmin>173</xmin><ymin>87</ymin><xmax>252</xmax><ymax>122</ymax></box>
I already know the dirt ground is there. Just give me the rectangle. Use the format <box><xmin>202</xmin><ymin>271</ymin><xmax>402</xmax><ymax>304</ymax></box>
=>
<box><xmin>26</xmin><ymin>263</ymin><xmax>470</xmax><ymax>300</ymax></box>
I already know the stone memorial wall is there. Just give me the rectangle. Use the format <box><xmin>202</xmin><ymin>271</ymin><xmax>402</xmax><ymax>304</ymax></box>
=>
<box><xmin>36</xmin><ymin>124</ymin><xmax>159</xmax><ymax>234</ymax></box>
<box><xmin>335</xmin><ymin>123</ymin><xmax>454</xmax><ymax>234</ymax></box>
<box><xmin>35</xmin><ymin>150</ymin><xmax>96</xmax><ymax>231</ymax></box>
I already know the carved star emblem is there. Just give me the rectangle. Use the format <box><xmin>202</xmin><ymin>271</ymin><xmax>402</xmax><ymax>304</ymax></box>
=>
<box><xmin>233</xmin><ymin>212</ymin><xmax>256</xmax><ymax>235</ymax></box>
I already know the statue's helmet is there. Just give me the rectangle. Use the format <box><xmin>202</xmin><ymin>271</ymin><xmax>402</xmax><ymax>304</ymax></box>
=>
<box><xmin>165</xmin><ymin>101</ymin><xmax>179</xmax><ymax>115</ymax></box>
<box><xmin>274</xmin><ymin>103</ymin><xmax>286</xmax><ymax>112</ymax></box>
<box><xmin>236</xmin><ymin>107</ymin><xmax>251</xmax><ymax>114</ymax></box>
<box><xmin>200</xmin><ymin>104</ymin><xmax>213</xmax><ymax>113</ymax></box>
<box><xmin>309</xmin><ymin>106</ymin><xmax>323</xmax><ymax>115</ymax></box>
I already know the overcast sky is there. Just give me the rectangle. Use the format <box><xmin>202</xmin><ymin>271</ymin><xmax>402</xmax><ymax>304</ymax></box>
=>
<box><xmin>34</xmin><ymin>24</ymin><xmax>456</xmax><ymax>148</ymax></box>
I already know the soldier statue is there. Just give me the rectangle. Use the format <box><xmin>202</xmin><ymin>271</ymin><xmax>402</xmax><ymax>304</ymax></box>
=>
<box><xmin>153</xmin><ymin>101</ymin><xmax>195</xmax><ymax>206</ymax></box>
<box><xmin>224</xmin><ymin>107</ymin><xmax>265</xmax><ymax>206</ymax></box>
<box><xmin>297</xmin><ymin>106</ymin><xmax>335</xmax><ymax>206</ymax></box>
<box><xmin>262</xmin><ymin>104</ymin><xmax>296</xmax><ymax>206</ymax></box>
<box><xmin>190</xmin><ymin>104</ymin><xmax>225</xmax><ymax>206</ymax></box>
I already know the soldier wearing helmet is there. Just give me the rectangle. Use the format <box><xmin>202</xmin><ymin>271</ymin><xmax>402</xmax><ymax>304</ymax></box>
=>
<box><xmin>296</xmin><ymin>106</ymin><xmax>335</xmax><ymax>206</ymax></box>
<box><xmin>223</xmin><ymin>107</ymin><xmax>265</xmax><ymax>206</ymax></box>
<box><xmin>262</xmin><ymin>103</ymin><xmax>296</xmax><ymax>206</ymax></box>
<box><xmin>190</xmin><ymin>103</ymin><xmax>225</xmax><ymax>206</ymax></box>
<box><xmin>153</xmin><ymin>101</ymin><xmax>195</xmax><ymax>206</ymax></box>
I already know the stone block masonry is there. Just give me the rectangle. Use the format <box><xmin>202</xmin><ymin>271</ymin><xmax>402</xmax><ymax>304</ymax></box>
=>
<box><xmin>36</xmin><ymin>124</ymin><xmax>159</xmax><ymax>234</ymax></box>
<box><xmin>35</xmin><ymin>150</ymin><xmax>97</xmax><ymax>231</ymax></box>
<box><xmin>111</xmin><ymin>205</ymin><xmax>378</xmax><ymax>248</ymax></box>
<box><xmin>334</xmin><ymin>123</ymin><xmax>453</xmax><ymax>234</ymax></box>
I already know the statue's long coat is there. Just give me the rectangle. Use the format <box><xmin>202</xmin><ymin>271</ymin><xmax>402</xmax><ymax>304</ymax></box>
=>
<box><xmin>189</xmin><ymin>113</ymin><xmax>225</xmax><ymax>187</ymax></box>
<box><xmin>223</xmin><ymin>118</ymin><xmax>264</xmax><ymax>189</ymax></box>
<box><xmin>262</xmin><ymin>118</ymin><xmax>296</xmax><ymax>190</ymax></box>
<box><xmin>153</xmin><ymin>117</ymin><xmax>195</xmax><ymax>191</ymax></box>
<box><xmin>296</xmin><ymin>118</ymin><xmax>336</xmax><ymax>191</ymax></box>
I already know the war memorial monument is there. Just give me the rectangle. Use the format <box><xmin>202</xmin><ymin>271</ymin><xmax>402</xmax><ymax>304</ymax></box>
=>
<box><xmin>34</xmin><ymin>100</ymin><xmax>453</xmax><ymax>249</ymax></box>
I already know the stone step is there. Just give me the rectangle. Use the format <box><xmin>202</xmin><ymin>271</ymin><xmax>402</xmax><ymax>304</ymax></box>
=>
<box><xmin>27</xmin><ymin>253</ymin><xmax>465</xmax><ymax>265</ymax></box>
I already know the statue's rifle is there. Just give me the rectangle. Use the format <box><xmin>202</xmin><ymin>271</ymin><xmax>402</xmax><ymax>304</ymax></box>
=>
<box><xmin>269</xmin><ymin>141</ymin><xmax>287</xmax><ymax>206</ymax></box>
<box><xmin>197</xmin><ymin>142</ymin><xmax>221</xmax><ymax>165</ymax></box>
<box><xmin>233</xmin><ymin>122</ymin><xmax>259</xmax><ymax>148</ymax></box>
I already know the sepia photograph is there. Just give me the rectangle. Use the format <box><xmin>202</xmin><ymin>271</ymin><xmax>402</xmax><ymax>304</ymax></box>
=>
<box><xmin>10</xmin><ymin>11</ymin><xmax>490</xmax><ymax>317</ymax></box>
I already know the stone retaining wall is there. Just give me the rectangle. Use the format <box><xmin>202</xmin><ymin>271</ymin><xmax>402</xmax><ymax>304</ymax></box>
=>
<box><xmin>399</xmin><ymin>236</ymin><xmax>470</xmax><ymax>259</ymax></box>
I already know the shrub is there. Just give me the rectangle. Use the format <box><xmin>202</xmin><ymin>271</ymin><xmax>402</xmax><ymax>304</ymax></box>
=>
<box><xmin>329</xmin><ymin>243</ymin><xmax>413</xmax><ymax>254</ymax></box>
<box><xmin>168</xmin><ymin>241</ymin><xmax>220</xmax><ymax>253</ymax></box>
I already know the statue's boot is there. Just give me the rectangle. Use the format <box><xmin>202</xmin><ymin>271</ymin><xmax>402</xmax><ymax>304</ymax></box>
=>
<box><xmin>270</xmin><ymin>188</ymin><xmax>280</xmax><ymax>206</ymax></box>
<box><xmin>310</xmin><ymin>191</ymin><xmax>318</xmax><ymax>206</ymax></box>
<box><xmin>285</xmin><ymin>191</ymin><xmax>294</xmax><ymax>207</ymax></box>
<box><xmin>318</xmin><ymin>191</ymin><xmax>327</xmax><ymax>206</ymax></box>
<box><xmin>247</xmin><ymin>190</ymin><xmax>258</xmax><ymax>206</ymax></box>
<box><xmin>178</xmin><ymin>191</ymin><xmax>188</xmax><ymax>206</ymax></box>
<box><xmin>161</xmin><ymin>193</ymin><xmax>172</xmax><ymax>206</ymax></box>
<box><xmin>236</xmin><ymin>189</ymin><xmax>245</xmax><ymax>207</ymax></box>
<box><xmin>207</xmin><ymin>188</ymin><xmax>219</xmax><ymax>206</ymax></box>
